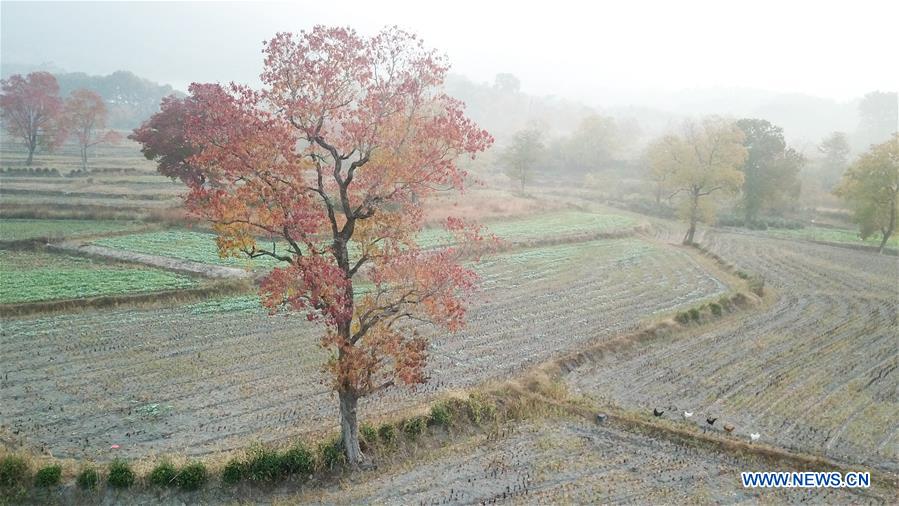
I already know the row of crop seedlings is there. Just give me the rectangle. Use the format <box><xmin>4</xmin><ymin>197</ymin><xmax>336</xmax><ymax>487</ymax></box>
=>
<box><xmin>0</xmin><ymin>394</ymin><xmax>498</xmax><ymax>498</ymax></box>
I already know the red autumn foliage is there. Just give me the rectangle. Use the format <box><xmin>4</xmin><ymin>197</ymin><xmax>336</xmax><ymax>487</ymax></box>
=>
<box><xmin>130</xmin><ymin>94</ymin><xmax>207</xmax><ymax>185</ymax></box>
<box><xmin>136</xmin><ymin>25</ymin><xmax>493</xmax><ymax>463</ymax></box>
<box><xmin>0</xmin><ymin>72</ymin><xmax>65</xmax><ymax>165</ymax></box>
<box><xmin>63</xmin><ymin>89</ymin><xmax>121</xmax><ymax>169</ymax></box>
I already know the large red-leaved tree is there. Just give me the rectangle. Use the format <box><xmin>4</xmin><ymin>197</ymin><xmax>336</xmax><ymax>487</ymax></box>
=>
<box><xmin>0</xmin><ymin>72</ymin><xmax>65</xmax><ymax>165</ymax></box>
<box><xmin>134</xmin><ymin>25</ymin><xmax>493</xmax><ymax>464</ymax></box>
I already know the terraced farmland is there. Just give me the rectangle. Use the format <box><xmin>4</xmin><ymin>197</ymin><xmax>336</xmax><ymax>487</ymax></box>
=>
<box><xmin>0</xmin><ymin>237</ymin><xmax>729</xmax><ymax>459</ymax></box>
<box><xmin>91</xmin><ymin>229</ymin><xmax>282</xmax><ymax>269</ymax></box>
<box><xmin>0</xmin><ymin>249</ymin><xmax>196</xmax><ymax>303</ymax></box>
<box><xmin>417</xmin><ymin>210</ymin><xmax>637</xmax><ymax>248</ymax></box>
<box><xmin>296</xmin><ymin>419</ymin><xmax>886</xmax><ymax>505</ymax></box>
<box><xmin>567</xmin><ymin>231</ymin><xmax>899</xmax><ymax>471</ymax></box>
<box><xmin>0</xmin><ymin>218</ymin><xmax>143</xmax><ymax>242</ymax></box>
<box><xmin>88</xmin><ymin>211</ymin><xmax>640</xmax><ymax>270</ymax></box>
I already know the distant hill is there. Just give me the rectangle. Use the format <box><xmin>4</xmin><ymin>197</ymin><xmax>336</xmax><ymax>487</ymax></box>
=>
<box><xmin>2</xmin><ymin>63</ymin><xmax>181</xmax><ymax>129</ymax></box>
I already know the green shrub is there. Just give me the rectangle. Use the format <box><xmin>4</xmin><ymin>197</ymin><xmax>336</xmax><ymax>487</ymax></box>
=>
<box><xmin>280</xmin><ymin>442</ymin><xmax>314</xmax><ymax>477</ymax></box>
<box><xmin>688</xmin><ymin>308</ymin><xmax>701</xmax><ymax>321</ymax></box>
<box><xmin>318</xmin><ymin>437</ymin><xmax>346</xmax><ymax>470</ymax></box>
<box><xmin>148</xmin><ymin>460</ymin><xmax>177</xmax><ymax>487</ymax></box>
<box><xmin>429</xmin><ymin>402</ymin><xmax>452</xmax><ymax>427</ymax></box>
<box><xmin>403</xmin><ymin>417</ymin><xmax>427</xmax><ymax>439</ymax></box>
<box><xmin>360</xmin><ymin>423</ymin><xmax>378</xmax><ymax>446</ymax></box>
<box><xmin>378</xmin><ymin>423</ymin><xmax>397</xmax><ymax>445</ymax></box>
<box><xmin>674</xmin><ymin>311</ymin><xmax>690</xmax><ymax>324</ymax></box>
<box><xmin>107</xmin><ymin>459</ymin><xmax>135</xmax><ymax>489</ymax></box>
<box><xmin>221</xmin><ymin>458</ymin><xmax>244</xmax><ymax>485</ymax></box>
<box><xmin>77</xmin><ymin>466</ymin><xmax>100</xmax><ymax>491</ymax></box>
<box><xmin>736</xmin><ymin>270</ymin><xmax>749</xmax><ymax>280</ymax></box>
<box><xmin>0</xmin><ymin>455</ymin><xmax>29</xmax><ymax>489</ymax></box>
<box><xmin>34</xmin><ymin>464</ymin><xmax>61</xmax><ymax>487</ymax></box>
<box><xmin>709</xmin><ymin>302</ymin><xmax>722</xmax><ymax>316</ymax></box>
<box><xmin>175</xmin><ymin>462</ymin><xmax>207</xmax><ymax>491</ymax></box>
<box><xmin>467</xmin><ymin>393</ymin><xmax>497</xmax><ymax>425</ymax></box>
<box><xmin>245</xmin><ymin>445</ymin><xmax>282</xmax><ymax>482</ymax></box>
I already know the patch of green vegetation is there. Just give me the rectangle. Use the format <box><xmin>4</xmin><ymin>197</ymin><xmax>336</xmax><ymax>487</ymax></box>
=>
<box><xmin>148</xmin><ymin>461</ymin><xmax>176</xmax><ymax>487</ymax></box>
<box><xmin>402</xmin><ymin>417</ymin><xmax>427</xmax><ymax>439</ymax></box>
<box><xmin>185</xmin><ymin>294</ymin><xmax>264</xmax><ymax>315</ymax></box>
<box><xmin>221</xmin><ymin>458</ymin><xmax>244</xmax><ymax>485</ymax></box>
<box><xmin>92</xmin><ymin>212</ymin><xmax>635</xmax><ymax>270</ymax></box>
<box><xmin>92</xmin><ymin>230</ymin><xmax>284</xmax><ymax>268</ymax></box>
<box><xmin>429</xmin><ymin>402</ymin><xmax>453</xmax><ymax>427</ymax></box>
<box><xmin>0</xmin><ymin>219</ymin><xmax>141</xmax><ymax>241</ymax></box>
<box><xmin>244</xmin><ymin>445</ymin><xmax>283</xmax><ymax>482</ymax></box>
<box><xmin>466</xmin><ymin>393</ymin><xmax>497</xmax><ymax>425</ymax></box>
<box><xmin>318</xmin><ymin>437</ymin><xmax>346</xmax><ymax>470</ymax></box>
<box><xmin>0</xmin><ymin>454</ymin><xmax>29</xmax><ymax>490</ymax></box>
<box><xmin>76</xmin><ymin>466</ymin><xmax>100</xmax><ymax>491</ymax></box>
<box><xmin>378</xmin><ymin>423</ymin><xmax>397</xmax><ymax>445</ymax></box>
<box><xmin>279</xmin><ymin>442</ymin><xmax>314</xmax><ymax>477</ymax></box>
<box><xmin>34</xmin><ymin>465</ymin><xmax>61</xmax><ymax>487</ymax></box>
<box><xmin>0</xmin><ymin>250</ymin><xmax>195</xmax><ymax>303</ymax></box>
<box><xmin>769</xmin><ymin>226</ymin><xmax>898</xmax><ymax>248</ymax></box>
<box><xmin>175</xmin><ymin>462</ymin><xmax>207</xmax><ymax>491</ymax></box>
<box><xmin>107</xmin><ymin>459</ymin><xmax>135</xmax><ymax>489</ymax></box>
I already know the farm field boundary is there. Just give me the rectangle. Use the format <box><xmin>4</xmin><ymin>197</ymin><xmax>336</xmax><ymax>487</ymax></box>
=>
<box><xmin>0</xmin><ymin>280</ymin><xmax>252</xmax><ymax>318</ymax></box>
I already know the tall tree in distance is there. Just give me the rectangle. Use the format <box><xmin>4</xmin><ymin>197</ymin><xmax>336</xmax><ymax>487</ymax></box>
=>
<box><xmin>0</xmin><ymin>72</ymin><xmax>64</xmax><ymax>165</ymax></box>
<box><xmin>493</xmin><ymin>73</ymin><xmax>521</xmax><ymax>94</ymax></box>
<box><xmin>645</xmin><ymin>135</ymin><xmax>680</xmax><ymax>205</ymax></box>
<box><xmin>63</xmin><ymin>89</ymin><xmax>121</xmax><ymax>169</ymax></box>
<box><xmin>835</xmin><ymin>134</ymin><xmax>899</xmax><ymax>253</ymax></box>
<box><xmin>656</xmin><ymin>117</ymin><xmax>746</xmax><ymax>244</ymax></box>
<box><xmin>559</xmin><ymin>114</ymin><xmax>619</xmax><ymax>173</ymax></box>
<box><xmin>136</xmin><ymin>26</ymin><xmax>493</xmax><ymax>465</ymax></box>
<box><xmin>818</xmin><ymin>131</ymin><xmax>851</xmax><ymax>188</ymax></box>
<box><xmin>856</xmin><ymin>91</ymin><xmax>898</xmax><ymax>149</ymax></box>
<box><xmin>501</xmin><ymin>128</ymin><xmax>544</xmax><ymax>191</ymax></box>
<box><xmin>735</xmin><ymin>118</ymin><xmax>803</xmax><ymax>223</ymax></box>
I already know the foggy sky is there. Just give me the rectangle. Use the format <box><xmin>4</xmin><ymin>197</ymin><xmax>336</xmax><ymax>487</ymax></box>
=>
<box><xmin>2</xmin><ymin>0</ymin><xmax>897</xmax><ymax>106</ymax></box>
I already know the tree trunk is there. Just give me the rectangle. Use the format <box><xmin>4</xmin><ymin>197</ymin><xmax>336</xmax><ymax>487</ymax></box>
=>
<box><xmin>683</xmin><ymin>221</ymin><xmax>696</xmax><ymax>245</ymax></box>
<box><xmin>683</xmin><ymin>191</ymin><xmax>699</xmax><ymax>245</ymax></box>
<box><xmin>81</xmin><ymin>145</ymin><xmax>88</xmax><ymax>170</ymax></box>
<box><xmin>338</xmin><ymin>388</ymin><xmax>363</xmax><ymax>466</ymax></box>
<box><xmin>25</xmin><ymin>144</ymin><xmax>35</xmax><ymax>166</ymax></box>
<box><xmin>879</xmin><ymin>202</ymin><xmax>896</xmax><ymax>254</ymax></box>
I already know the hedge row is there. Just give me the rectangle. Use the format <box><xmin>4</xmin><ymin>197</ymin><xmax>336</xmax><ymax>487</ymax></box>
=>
<box><xmin>0</xmin><ymin>394</ymin><xmax>497</xmax><ymax>498</ymax></box>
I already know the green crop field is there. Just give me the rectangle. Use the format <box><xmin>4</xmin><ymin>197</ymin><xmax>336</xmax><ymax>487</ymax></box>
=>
<box><xmin>768</xmin><ymin>226</ymin><xmax>899</xmax><ymax>249</ymax></box>
<box><xmin>92</xmin><ymin>229</ymin><xmax>285</xmax><ymax>268</ymax></box>
<box><xmin>0</xmin><ymin>218</ymin><xmax>143</xmax><ymax>242</ymax></box>
<box><xmin>91</xmin><ymin>211</ymin><xmax>639</xmax><ymax>269</ymax></box>
<box><xmin>0</xmin><ymin>249</ymin><xmax>196</xmax><ymax>304</ymax></box>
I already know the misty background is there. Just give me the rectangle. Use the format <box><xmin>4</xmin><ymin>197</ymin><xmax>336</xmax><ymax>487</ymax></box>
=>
<box><xmin>2</xmin><ymin>0</ymin><xmax>897</xmax><ymax>150</ymax></box>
